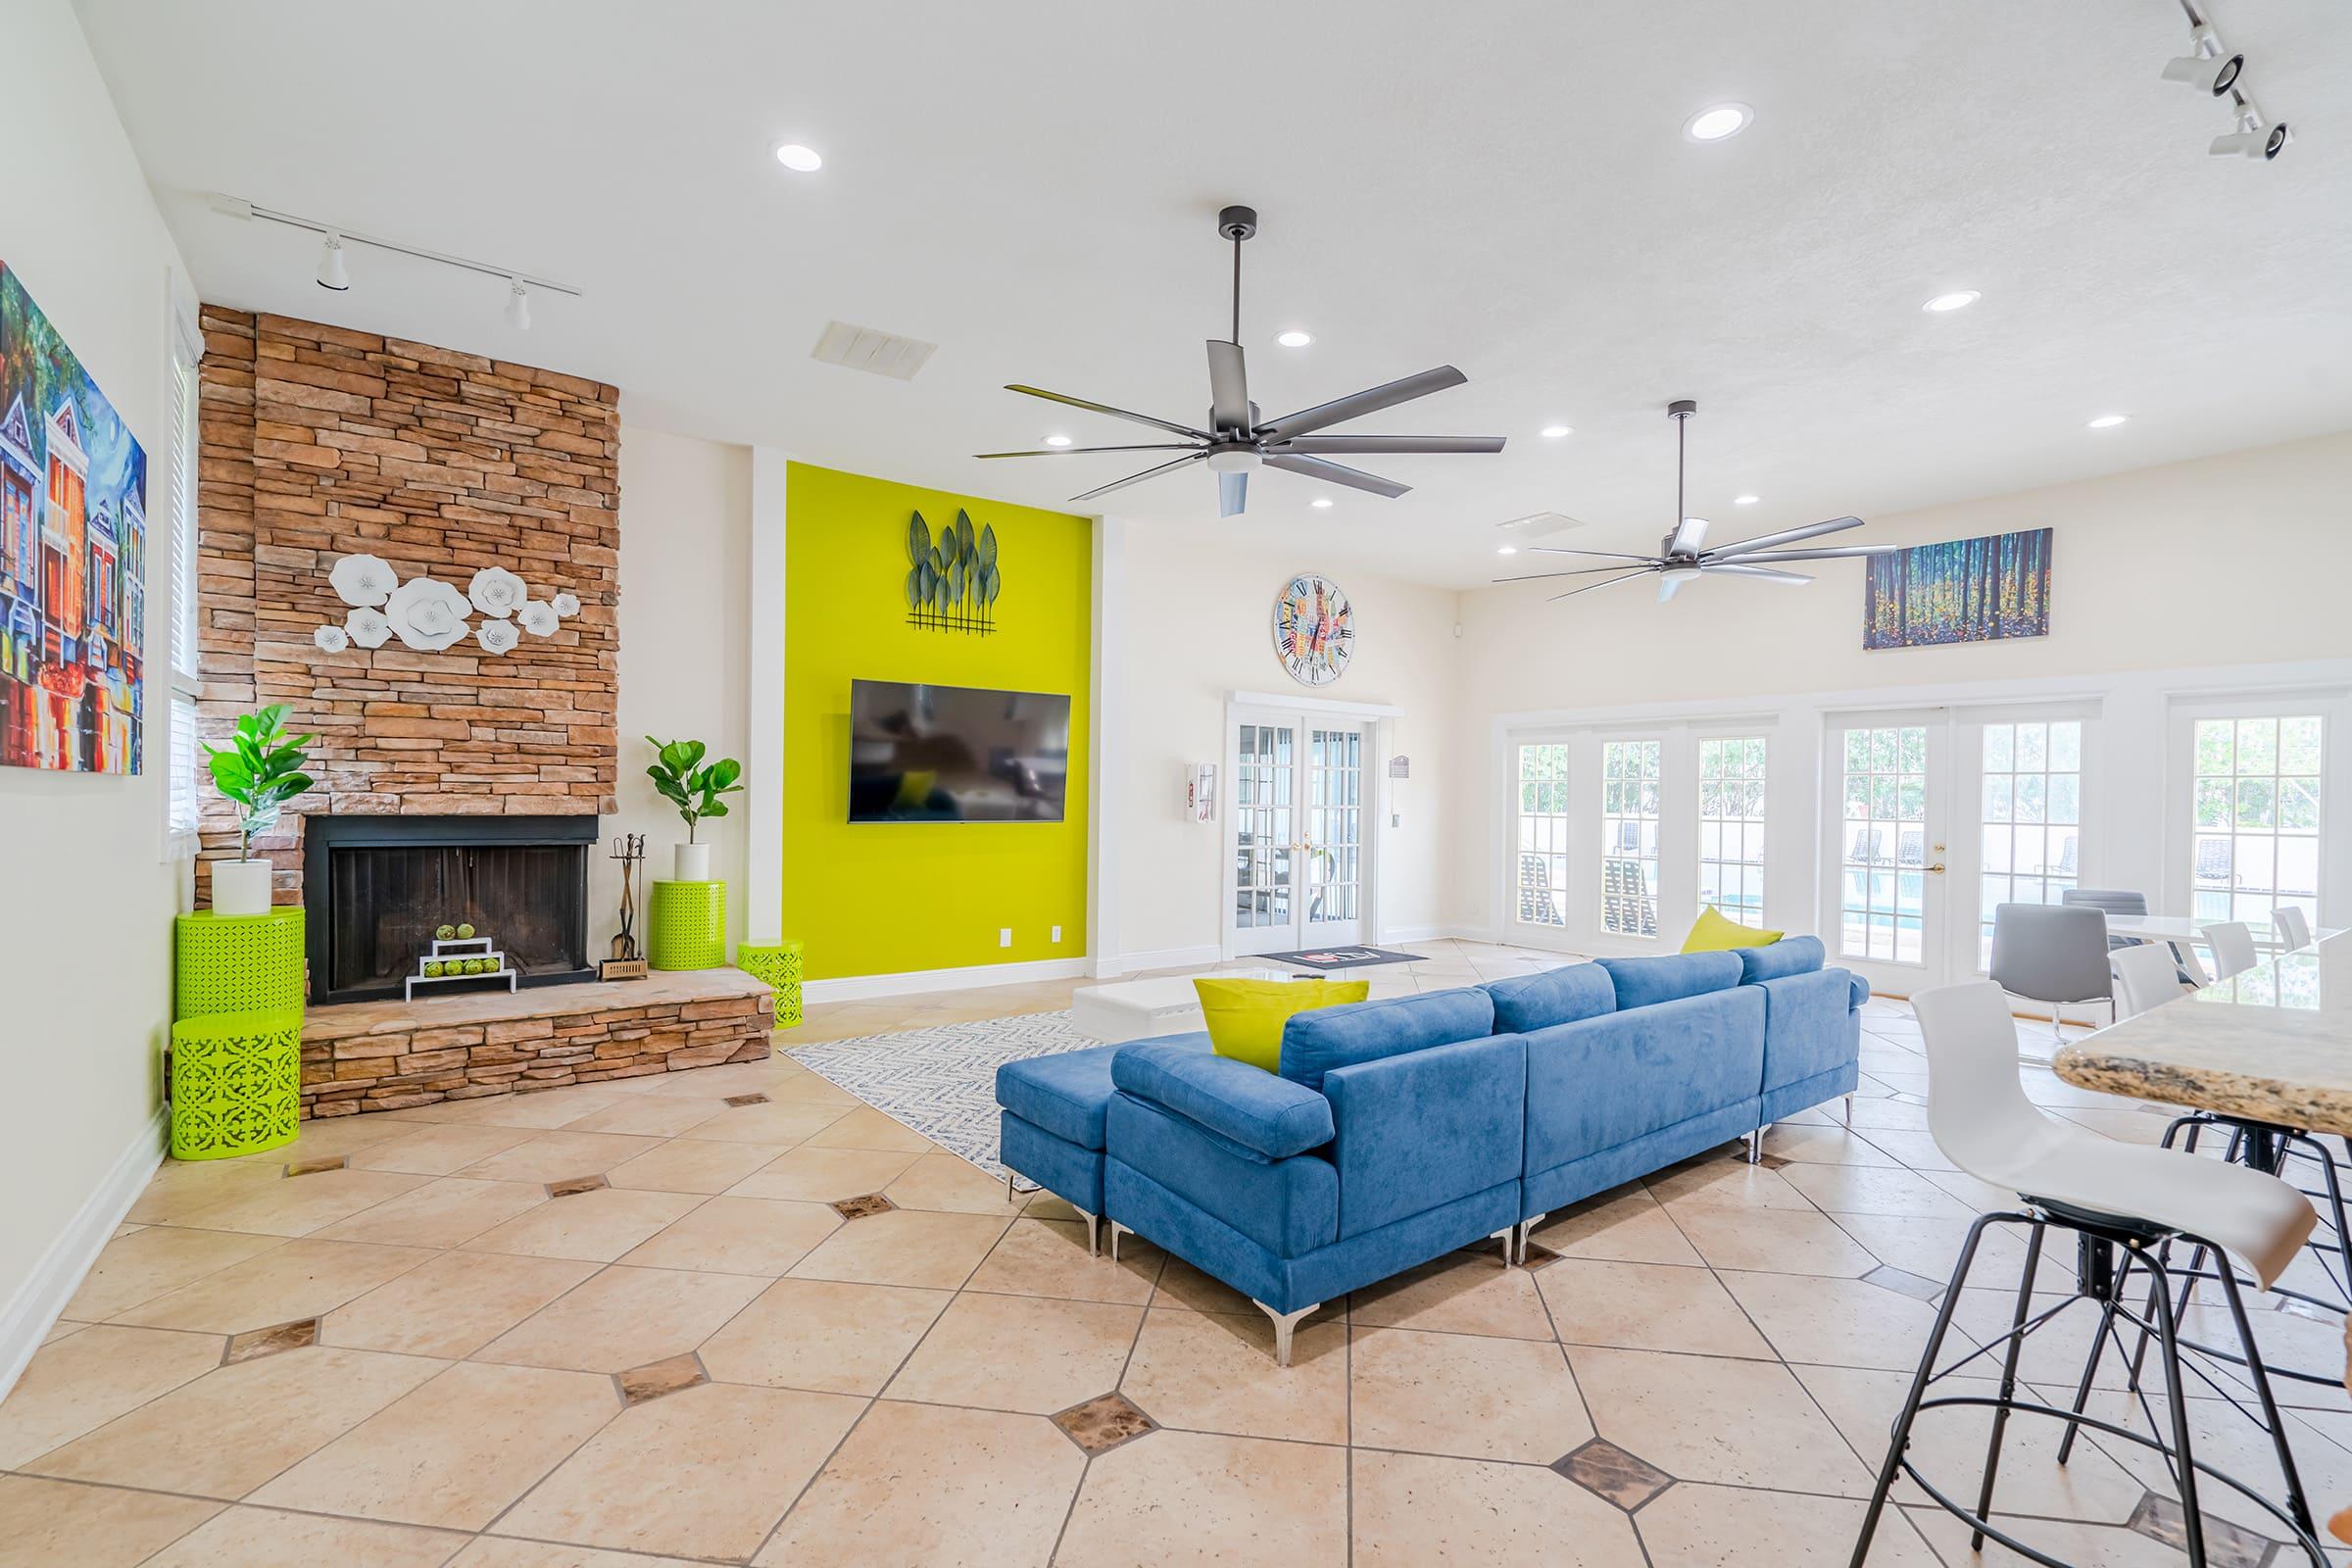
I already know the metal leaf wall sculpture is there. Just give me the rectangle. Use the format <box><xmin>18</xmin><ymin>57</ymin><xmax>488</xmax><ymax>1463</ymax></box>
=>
<box><xmin>903</xmin><ymin>509</ymin><xmax>1000</xmax><ymax>635</ymax></box>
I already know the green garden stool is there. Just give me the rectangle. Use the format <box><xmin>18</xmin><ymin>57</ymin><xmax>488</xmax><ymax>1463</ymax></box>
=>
<box><xmin>648</xmin><ymin>880</ymin><xmax>727</xmax><ymax>970</ymax></box>
<box><xmin>173</xmin><ymin>907</ymin><xmax>305</xmax><ymax>1018</ymax></box>
<box><xmin>737</xmin><ymin>941</ymin><xmax>804</xmax><ymax>1028</ymax></box>
<box><xmin>170</xmin><ymin>1008</ymin><xmax>304</xmax><ymax>1160</ymax></box>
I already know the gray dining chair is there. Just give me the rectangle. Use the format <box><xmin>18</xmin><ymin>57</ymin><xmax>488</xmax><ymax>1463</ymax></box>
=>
<box><xmin>2059</xmin><ymin>888</ymin><xmax>2149</xmax><ymax>951</ymax></box>
<box><xmin>1989</xmin><ymin>903</ymin><xmax>2116</xmax><ymax>1041</ymax></box>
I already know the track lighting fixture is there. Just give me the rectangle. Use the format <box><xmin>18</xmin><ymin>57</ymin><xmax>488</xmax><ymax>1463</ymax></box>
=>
<box><xmin>2161</xmin><ymin>24</ymin><xmax>2243</xmax><ymax>97</ymax></box>
<box><xmin>504</xmin><ymin>278</ymin><xmax>531</xmax><ymax>330</ymax></box>
<box><xmin>209</xmin><ymin>192</ymin><xmax>584</xmax><ymax>322</ymax></box>
<box><xmin>2211</xmin><ymin>100</ymin><xmax>2290</xmax><ymax>160</ymax></box>
<box><xmin>316</xmin><ymin>233</ymin><xmax>349</xmax><ymax>291</ymax></box>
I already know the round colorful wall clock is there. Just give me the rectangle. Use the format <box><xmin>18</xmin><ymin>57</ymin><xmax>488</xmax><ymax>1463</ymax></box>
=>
<box><xmin>1273</xmin><ymin>574</ymin><xmax>1355</xmax><ymax>687</ymax></box>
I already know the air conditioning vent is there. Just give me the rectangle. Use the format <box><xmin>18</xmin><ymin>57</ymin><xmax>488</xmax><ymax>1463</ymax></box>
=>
<box><xmin>1496</xmin><ymin>512</ymin><xmax>1584</xmax><ymax>542</ymax></box>
<box><xmin>809</xmin><ymin>320</ymin><xmax>938</xmax><ymax>380</ymax></box>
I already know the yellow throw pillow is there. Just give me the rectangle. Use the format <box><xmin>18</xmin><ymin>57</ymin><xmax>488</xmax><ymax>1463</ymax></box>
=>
<box><xmin>1683</xmin><ymin>906</ymin><xmax>1785</xmax><ymax>954</ymax></box>
<box><xmin>1193</xmin><ymin>977</ymin><xmax>1370</xmax><ymax>1074</ymax></box>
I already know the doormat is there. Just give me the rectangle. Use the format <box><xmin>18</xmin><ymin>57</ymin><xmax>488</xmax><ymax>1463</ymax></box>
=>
<box><xmin>1257</xmin><ymin>946</ymin><xmax>1428</xmax><ymax>971</ymax></box>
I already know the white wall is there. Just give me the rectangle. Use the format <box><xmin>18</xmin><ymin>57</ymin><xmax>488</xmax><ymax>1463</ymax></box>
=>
<box><xmin>594</xmin><ymin>422</ymin><xmax>754</xmax><ymax>958</ymax></box>
<box><xmin>1102</xmin><ymin>524</ymin><xmax>1464</xmax><ymax>965</ymax></box>
<box><xmin>0</xmin><ymin>1</ymin><xmax>194</xmax><ymax>1388</ymax></box>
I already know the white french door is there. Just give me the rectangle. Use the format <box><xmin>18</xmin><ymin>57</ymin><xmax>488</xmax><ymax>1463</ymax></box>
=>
<box><xmin>1228</xmin><ymin>710</ymin><xmax>1370</xmax><ymax>954</ymax></box>
<box><xmin>1821</xmin><ymin>710</ymin><xmax>1954</xmax><ymax>995</ymax></box>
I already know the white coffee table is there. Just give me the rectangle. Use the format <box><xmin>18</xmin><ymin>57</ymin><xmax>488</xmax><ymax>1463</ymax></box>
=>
<box><xmin>1070</xmin><ymin>968</ymin><xmax>1295</xmax><ymax>1043</ymax></box>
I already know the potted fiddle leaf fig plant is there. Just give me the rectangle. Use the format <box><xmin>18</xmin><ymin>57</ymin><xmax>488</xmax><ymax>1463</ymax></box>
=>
<box><xmin>204</xmin><ymin>704</ymin><xmax>316</xmax><ymax>917</ymax></box>
<box><xmin>645</xmin><ymin>736</ymin><xmax>744</xmax><ymax>882</ymax></box>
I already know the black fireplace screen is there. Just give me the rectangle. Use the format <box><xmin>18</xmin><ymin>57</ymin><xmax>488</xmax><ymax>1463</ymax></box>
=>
<box><xmin>303</xmin><ymin>816</ymin><xmax>596</xmax><ymax>1005</ymax></box>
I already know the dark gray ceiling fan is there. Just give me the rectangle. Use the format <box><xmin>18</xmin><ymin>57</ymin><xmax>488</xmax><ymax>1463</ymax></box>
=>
<box><xmin>977</xmin><ymin>205</ymin><xmax>1506</xmax><ymax>517</ymax></box>
<box><xmin>1496</xmin><ymin>399</ymin><xmax>1894</xmax><ymax>603</ymax></box>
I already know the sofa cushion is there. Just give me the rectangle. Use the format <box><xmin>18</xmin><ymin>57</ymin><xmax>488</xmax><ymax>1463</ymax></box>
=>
<box><xmin>996</xmin><ymin>1034</ymin><xmax>1206</xmax><ymax>1151</ymax></box>
<box><xmin>1112</xmin><ymin>1042</ymin><xmax>1336</xmax><ymax>1160</ymax></box>
<box><xmin>1325</xmin><ymin>1035</ymin><xmax>1526</xmax><ymax>1239</ymax></box>
<box><xmin>1524</xmin><ymin>986</ymin><xmax>1767</xmax><ymax>1174</ymax></box>
<box><xmin>1279</xmin><ymin>988</ymin><xmax>1495</xmax><ymax>1095</ymax></box>
<box><xmin>1739</xmin><ymin>934</ymin><xmax>1827</xmax><ymax>985</ymax></box>
<box><xmin>1195</xmin><ymin>976</ymin><xmax>1368</xmax><ymax>1072</ymax></box>
<box><xmin>1596</xmin><ymin>951</ymin><xmax>1742</xmax><ymax>1011</ymax></box>
<box><xmin>1484</xmin><ymin>962</ymin><xmax>1615</xmax><ymax>1035</ymax></box>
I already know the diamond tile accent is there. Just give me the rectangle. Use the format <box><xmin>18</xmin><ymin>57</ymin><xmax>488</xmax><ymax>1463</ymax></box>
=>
<box><xmin>2126</xmin><ymin>1491</ymin><xmax>2277</xmax><ymax>1568</ymax></box>
<box><xmin>616</xmin><ymin>1351</ymin><xmax>709</xmax><ymax>1406</ymax></box>
<box><xmin>284</xmin><ymin>1155</ymin><xmax>350</xmax><ymax>1177</ymax></box>
<box><xmin>1552</xmin><ymin>1437</ymin><xmax>1673</xmax><ymax>1511</ymax></box>
<box><xmin>223</xmin><ymin>1316</ymin><xmax>320</xmax><ymax>1364</ymax></box>
<box><xmin>831</xmin><ymin>1193</ymin><xmax>897</xmax><ymax>1220</ymax></box>
<box><xmin>1861</xmin><ymin>1263</ymin><xmax>1945</xmax><ymax>1301</ymax></box>
<box><xmin>1053</xmin><ymin>1391</ymin><xmax>1156</xmax><ymax>1455</ymax></box>
<box><xmin>1520</xmin><ymin>1241</ymin><xmax>1565</xmax><ymax>1271</ymax></box>
<box><xmin>547</xmin><ymin>1174</ymin><xmax>610</xmax><ymax>1198</ymax></box>
<box><xmin>723</xmin><ymin>1093</ymin><xmax>770</xmax><ymax>1107</ymax></box>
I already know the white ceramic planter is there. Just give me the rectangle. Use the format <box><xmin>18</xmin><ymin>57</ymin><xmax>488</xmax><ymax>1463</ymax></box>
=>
<box><xmin>213</xmin><ymin>858</ymin><xmax>276</xmax><ymax>917</ymax></box>
<box><xmin>673</xmin><ymin>842</ymin><xmax>712</xmax><ymax>883</ymax></box>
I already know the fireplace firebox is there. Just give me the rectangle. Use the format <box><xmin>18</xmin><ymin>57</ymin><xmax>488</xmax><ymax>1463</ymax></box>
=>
<box><xmin>303</xmin><ymin>815</ymin><xmax>597</xmax><ymax>1006</ymax></box>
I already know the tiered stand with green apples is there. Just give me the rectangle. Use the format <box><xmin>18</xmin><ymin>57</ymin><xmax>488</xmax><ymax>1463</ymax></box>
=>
<box><xmin>405</xmin><ymin>922</ymin><xmax>518</xmax><ymax>1001</ymax></box>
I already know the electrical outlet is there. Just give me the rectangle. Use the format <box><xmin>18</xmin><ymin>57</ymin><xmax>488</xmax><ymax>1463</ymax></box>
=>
<box><xmin>1000</xmin><ymin>928</ymin><xmax>1012</xmax><ymax>949</ymax></box>
<box><xmin>1052</xmin><ymin>925</ymin><xmax>1062</xmax><ymax>944</ymax></box>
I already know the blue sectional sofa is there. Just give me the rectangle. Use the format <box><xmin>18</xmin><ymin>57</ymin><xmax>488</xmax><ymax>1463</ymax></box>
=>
<box><xmin>995</xmin><ymin>938</ymin><xmax>1864</xmax><ymax>1362</ymax></box>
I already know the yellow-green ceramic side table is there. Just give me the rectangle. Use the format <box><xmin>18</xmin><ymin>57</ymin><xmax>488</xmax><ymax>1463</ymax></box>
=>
<box><xmin>170</xmin><ymin>1007</ymin><xmax>303</xmax><ymax>1159</ymax></box>
<box><xmin>173</xmin><ymin>907</ymin><xmax>305</xmax><ymax>1018</ymax></box>
<box><xmin>649</xmin><ymin>880</ymin><xmax>727</xmax><ymax>970</ymax></box>
<box><xmin>738</xmin><ymin>941</ymin><xmax>804</xmax><ymax>1028</ymax></box>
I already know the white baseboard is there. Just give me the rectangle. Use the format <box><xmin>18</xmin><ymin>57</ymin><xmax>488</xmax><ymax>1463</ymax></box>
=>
<box><xmin>0</xmin><ymin>1107</ymin><xmax>167</xmax><ymax>1401</ymax></box>
<box><xmin>1380</xmin><ymin>924</ymin><xmax>1485</xmax><ymax>945</ymax></box>
<box><xmin>1090</xmin><ymin>944</ymin><xmax>1223</xmax><ymax>979</ymax></box>
<box><xmin>804</xmin><ymin>956</ymin><xmax>1092</xmax><ymax>1004</ymax></box>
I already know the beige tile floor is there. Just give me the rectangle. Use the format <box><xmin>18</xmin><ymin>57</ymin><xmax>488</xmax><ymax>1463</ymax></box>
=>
<box><xmin>6</xmin><ymin>939</ymin><xmax>2349</xmax><ymax>1566</ymax></box>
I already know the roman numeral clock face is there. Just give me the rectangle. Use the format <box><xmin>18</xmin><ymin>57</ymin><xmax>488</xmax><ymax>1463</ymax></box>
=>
<box><xmin>1273</xmin><ymin>574</ymin><xmax>1354</xmax><ymax>687</ymax></box>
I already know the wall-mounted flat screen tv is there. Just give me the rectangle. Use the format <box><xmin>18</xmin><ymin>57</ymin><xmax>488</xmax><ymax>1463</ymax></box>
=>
<box><xmin>848</xmin><ymin>680</ymin><xmax>1071</xmax><ymax>823</ymax></box>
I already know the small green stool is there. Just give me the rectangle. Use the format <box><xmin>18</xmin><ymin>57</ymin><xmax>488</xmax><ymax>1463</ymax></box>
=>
<box><xmin>173</xmin><ymin>907</ymin><xmax>305</xmax><ymax>1018</ymax></box>
<box><xmin>649</xmin><ymin>880</ymin><xmax>727</xmax><ymax>970</ymax></box>
<box><xmin>170</xmin><ymin>1007</ymin><xmax>304</xmax><ymax>1160</ymax></box>
<box><xmin>737</xmin><ymin>941</ymin><xmax>804</xmax><ymax>1029</ymax></box>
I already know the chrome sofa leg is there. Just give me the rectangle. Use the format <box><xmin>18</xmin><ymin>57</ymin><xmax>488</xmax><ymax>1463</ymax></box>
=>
<box><xmin>1253</xmin><ymin>1299</ymin><xmax>1321</xmax><ymax>1367</ymax></box>
<box><xmin>1842</xmin><ymin>1094</ymin><xmax>1854</xmax><ymax>1127</ymax></box>
<box><xmin>1076</xmin><ymin>1207</ymin><xmax>1102</xmax><ymax>1257</ymax></box>
<box><xmin>1489</xmin><ymin>1227</ymin><xmax>1515</xmax><ymax>1268</ymax></box>
<box><xmin>1108</xmin><ymin>1219</ymin><xmax>1132</xmax><ymax>1263</ymax></box>
<box><xmin>1514</xmin><ymin>1214</ymin><xmax>1548</xmax><ymax>1265</ymax></box>
<box><xmin>1745</xmin><ymin>1127</ymin><xmax>1765</xmax><ymax>1164</ymax></box>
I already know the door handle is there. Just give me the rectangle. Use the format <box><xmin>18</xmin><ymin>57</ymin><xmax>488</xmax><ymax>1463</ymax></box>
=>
<box><xmin>1925</xmin><ymin>862</ymin><xmax>1947</xmax><ymax>875</ymax></box>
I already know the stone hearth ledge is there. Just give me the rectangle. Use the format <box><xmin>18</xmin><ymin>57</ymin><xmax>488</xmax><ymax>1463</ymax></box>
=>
<box><xmin>300</xmin><ymin>968</ymin><xmax>773</xmax><ymax>1118</ymax></box>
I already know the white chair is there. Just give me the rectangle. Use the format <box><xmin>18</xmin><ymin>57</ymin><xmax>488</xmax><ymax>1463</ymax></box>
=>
<box><xmin>2202</xmin><ymin>920</ymin><xmax>2259</xmax><ymax>980</ymax></box>
<box><xmin>2175</xmin><ymin>940</ymin><xmax>2213</xmax><ymax>987</ymax></box>
<box><xmin>1847</xmin><ymin>980</ymin><xmax>2322</xmax><ymax>1568</ymax></box>
<box><xmin>2274</xmin><ymin>906</ymin><xmax>2314</xmax><ymax>951</ymax></box>
<box><xmin>2110</xmin><ymin>942</ymin><xmax>2187</xmax><ymax>1020</ymax></box>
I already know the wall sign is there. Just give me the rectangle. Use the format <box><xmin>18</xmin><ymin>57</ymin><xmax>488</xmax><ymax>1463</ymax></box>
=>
<box><xmin>1273</xmin><ymin>573</ymin><xmax>1354</xmax><ymax>687</ymax></box>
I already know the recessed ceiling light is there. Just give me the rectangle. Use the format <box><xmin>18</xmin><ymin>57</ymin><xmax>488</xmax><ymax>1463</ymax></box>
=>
<box><xmin>1496</xmin><ymin>545</ymin><xmax>1519</xmax><ymax>556</ymax></box>
<box><xmin>1276</xmin><ymin>329</ymin><xmax>1312</xmax><ymax>348</ymax></box>
<box><xmin>1044</xmin><ymin>433</ymin><xmax>1072</xmax><ymax>448</ymax></box>
<box><xmin>2087</xmin><ymin>414</ymin><xmax>2131</xmax><ymax>429</ymax></box>
<box><xmin>1540</xmin><ymin>424</ymin><xmax>1572</xmax><ymax>440</ymax></box>
<box><xmin>773</xmin><ymin>143</ymin><xmax>823</xmax><ymax>172</ymax></box>
<box><xmin>1734</xmin><ymin>494</ymin><xmax>1760</xmax><ymax>506</ymax></box>
<box><xmin>1923</xmin><ymin>290</ymin><xmax>1982</xmax><ymax>314</ymax></box>
<box><xmin>1310</xmin><ymin>497</ymin><xmax>1334</xmax><ymax>509</ymax></box>
<box><xmin>1683</xmin><ymin>103</ymin><xmax>1752</xmax><ymax>143</ymax></box>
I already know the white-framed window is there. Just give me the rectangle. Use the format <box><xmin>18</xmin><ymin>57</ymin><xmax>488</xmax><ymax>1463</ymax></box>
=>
<box><xmin>1514</xmin><ymin>742</ymin><xmax>1571</xmax><ymax>926</ymax></box>
<box><xmin>2193</xmin><ymin>713</ymin><xmax>2324</xmax><ymax>925</ymax></box>
<box><xmin>1977</xmin><ymin>719</ymin><xmax>2082</xmax><ymax>968</ymax></box>
<box><xmin>1697</xmin><ymin>735</ymin><xmax>1767</xmax><ymax>928</ymax></box>
<box><xmin>1600</xmin><ymin>738</ymin><xmax>1661</xmax><ymax>936</ymax></box>
<box><xmin>164</xmin><ymin>295</ymin><xmax>203</xmax><ymax>858</ymax></box>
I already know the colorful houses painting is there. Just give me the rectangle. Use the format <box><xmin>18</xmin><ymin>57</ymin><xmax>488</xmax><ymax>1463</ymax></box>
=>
<box><xmin>1863</xmin><ymin>526</ymin><xmax>2052</xmax><ymax>651</ymax></box>
<box><xmin>0</xmin><ymin>262</ymin><xmax>147</xmax><ymax>773</ymax></box>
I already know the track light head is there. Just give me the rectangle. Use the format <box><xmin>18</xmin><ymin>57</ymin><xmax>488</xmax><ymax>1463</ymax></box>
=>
<box><xmin>315</xmin><ymin>233</ymin><xmax>349</xmax><ymax>291</ymax></box>
<box><xmin>504</xmin><ymin>278</ymin><xmax>531</xmax><ymax>330</ymax></box>
<box><xmin>2161</xmin><ymin>24</ymin><xmax>2243</xmax><ymax>96</ymax></box>
<box><xmin>2211</xmin><ymin>109</ymin><xmax>2290</xmax><ymax>161</ymax></box>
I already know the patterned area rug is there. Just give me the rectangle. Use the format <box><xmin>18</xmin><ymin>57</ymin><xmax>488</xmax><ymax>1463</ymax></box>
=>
<box><xmin>787</xmin><ymin>1010</ymin><xmax>1096</xmax><ymax>1178</ymax></box>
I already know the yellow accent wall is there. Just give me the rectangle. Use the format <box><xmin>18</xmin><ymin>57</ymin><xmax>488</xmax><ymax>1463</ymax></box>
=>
<box><xmin>782</xmin><ymin>463</ymin><xmax>1091</xmax><ymax>980</ymax></box>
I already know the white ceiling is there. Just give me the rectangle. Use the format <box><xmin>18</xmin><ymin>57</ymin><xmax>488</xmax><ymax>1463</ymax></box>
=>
<box><xmin>76</xmin><ymin>0</ymin><xmax>2352</xmax><ymax>587</ymax></box>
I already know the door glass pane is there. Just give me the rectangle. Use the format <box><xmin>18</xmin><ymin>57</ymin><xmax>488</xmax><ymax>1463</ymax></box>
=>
<box><xmin>1601</xmin><ymin>739</ymin><xmax>1661</xmax><ymax>937</ymax></box>
<box><xmin>2192</xmin><ymin>715</ymin><xmax>2324</xmax><ymax>927</ymax></box>
<box><xmin>1514</xmin><ymin>743</ymin><xmax>1570</xmax><ymax>926</ymax></box>
<box><xmin>1234</xmin><ymin>723</ymin><xmax>1297</xmax><ymax>929</ymax></box>
<box><xmin>1839</xmin><ymin>725</ymin><xmax>1930</xmax><ymax>962</ymax></box>
<box><xmin>1304</xmin><ymin>726</ymin><xmax>1364</xmax><ymax>926</ymax></box>
<box><xmin>1977</xmin><ymin>720</ymin><xmax>2082</xmax><ymax>969</ymax></box>
<box><xmin>1697</xmin><ymin>736</ymin><xmax>1767</xmax><ymax>928</ymax></box>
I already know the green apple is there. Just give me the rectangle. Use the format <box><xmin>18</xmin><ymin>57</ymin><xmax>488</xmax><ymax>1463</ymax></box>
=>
<box><xmin>457</xmin><ymin>923</ymin><xmax>476</xmax><ymax>940</ymax></box>
<box><xmin>434</xmin><ymin>924</ymin><xmax>456</xmax><ymax>941</ymax></box>
<box><xmin>423</xmin><ymin>960</ymin><xmax>444</xmax><ymax>978</ymax></box>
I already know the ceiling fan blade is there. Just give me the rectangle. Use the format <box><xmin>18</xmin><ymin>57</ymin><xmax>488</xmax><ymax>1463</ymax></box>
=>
<box><xmin>1067</xmin><ymin>452</ymin><xmax>1205</xmax><ymax>504</ymax></box>
<box><xmin>1218</xmin><ymin>469</ymin><xmax>1249</xmax><ymax>517</ymax></box>
<box><xmin>974</xmin><ymin>443</ymin><xmax>1200</xmax><ymax>459</ymax></box>
<box><xmin>1271</xmin><ymin>434</ymin><xmax>1507</xmax><ymax>456</ymax></box>
<box><xmin>1707</xmin><ymin>515</ymin><xmax>1866</xmax><ymax>557</ymax></box>
<box><xmin>1256</xmin><ymin>366</ymin><xmax>1469</xmax><ymax>442</ymax></box>
<box><xmin>1701</xmin><ymin>563</ymin><xmax>1814</xmax><ymax>586</ymax></box>
<box><xmin>1716</xmin><ymin>544</ymin><xmax>1896</xmax><ymax>564</ymax></box>
<box><xmin>1523</xmin><ymin>546</ymin><xmax>1663</xmax><ymax>562</ymax></box>
<box><xmin>1546</xmin><ymin>569</ymin><xmax>1652</xmax><ymax>603</ymax></box>
<box><xmin>1492</xmin><ymin>564</ymin><xmax>1658</xmax><ymax>584</ymax></box>
<box><xmin>1207</xmin><ymin>341</ymin><xmax>1250</xmax><ymax>433</ymax></box>
<box><xmin>1658</xmin><ymin>573</ymin><xmax>1688</xmax><ymax>604</ymax></box>
<box><xmin>1261</xmin><ymin>453</ymin><xmax>1410</xmax><ymax>499</ymax></box>
<box><xmin>1667</xmin><ymin>514</ymin><xmax>1710</xmax><ymax>556</ymax></box>
<box><xmin>1004</xmin><ymin>384</ymin><xmax>1210</xmax><ymax>441</ymax></box>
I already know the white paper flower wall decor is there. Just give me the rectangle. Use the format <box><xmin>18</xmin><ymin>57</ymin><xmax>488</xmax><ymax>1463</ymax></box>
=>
<box><xmin>312</xmin><ymin>559</ymin><xmax>584</xmax><ymax>657</ymax></box>
<box><xmin>329</xmin><ymin>553</ymin><xmax>399</xmax><ymax>607</ymax></box>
